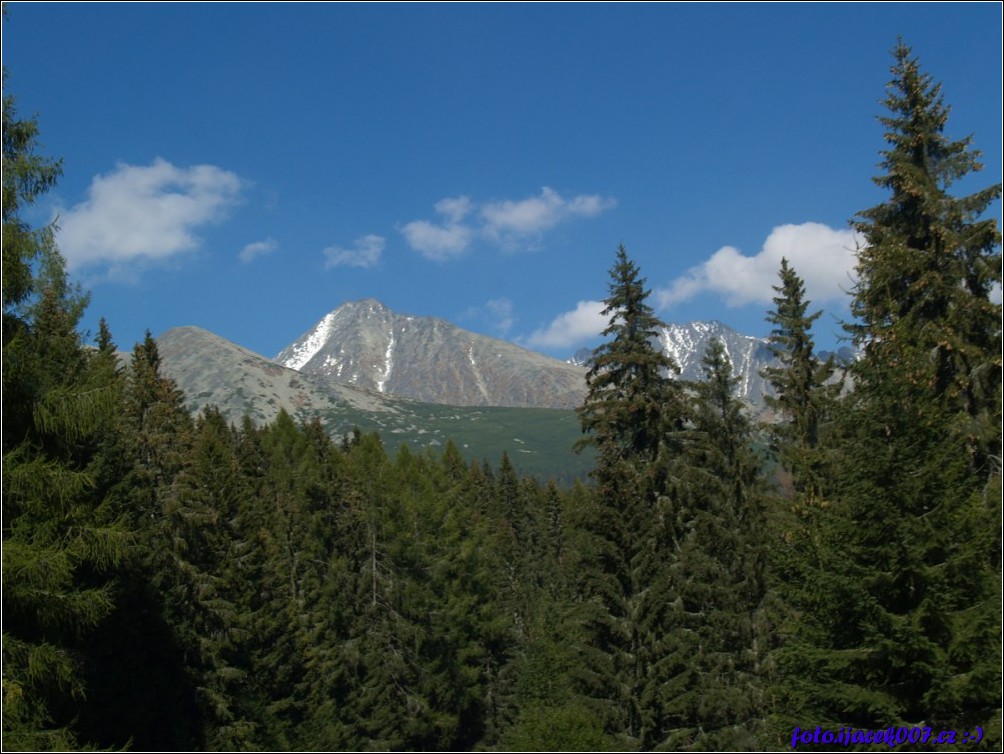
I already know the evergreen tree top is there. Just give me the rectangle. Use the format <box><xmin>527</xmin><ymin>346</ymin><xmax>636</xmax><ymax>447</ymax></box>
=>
<box><xmin>578</xmin><ymin>246</ymin><xmax>682</xmax><ymax>464</ymax></box>
<box><xmin>587</xmin><ymin>246</ymin><xmax>676</xmax><ymax>379</ymax></box>
<box><xmin>850</xmin><ymin>40</ymin><xmax>1001</xmax><ymax>347</ymax></box>
<box><xmin>3</xmin><ymin>80</ymin><xmax>64</xmax><ymax>323</ymax></box>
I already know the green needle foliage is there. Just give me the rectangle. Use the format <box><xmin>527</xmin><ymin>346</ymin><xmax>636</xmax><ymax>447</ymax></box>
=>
<box><xmin>850</xmin><ymin>40</ymin><xmax>1001</xmax><ymax>475</ymax></box>
<box><xmin>578</xmin><ymin>245</ymin><xmax>682</xmax><ymax>465</ymax></box>
<box><xmin>572</xmin><ymin>247</ymin><xmax>772</xmax><ymax>749</ymax></box>
<box><xmin>655</xmin><ymin>339</ymin><xmax>769</xmax><ymax>750</ymax></box>
<box><xmin>572</xmin><ymin>245</ymin><xmax>684</xmax><ymax>747</ymax></box>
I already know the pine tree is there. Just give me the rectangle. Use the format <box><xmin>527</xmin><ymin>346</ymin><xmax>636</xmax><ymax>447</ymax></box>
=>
<box><xmin>781</xmin><ymin>41</ymin><xmax>1002</xmax><ymax>745</ymax></box>
<box><xmin>572</xmin><ymin>245</ymin><xmax>688</xmax><ymax>746</ymax></box>
<box><xmin>654</xmin><ymin>339</ymin><xmax>768</xmax><ymax>749</ymax></box>
<box><xmin>2</xmin><ymin>84</ymin><xmax>127</xmax><ymax>750</ymax></box>
<box><xmin>762</xmin><ymin>258</ymin><xmax>837</xmax><ymax>498</ymax></box>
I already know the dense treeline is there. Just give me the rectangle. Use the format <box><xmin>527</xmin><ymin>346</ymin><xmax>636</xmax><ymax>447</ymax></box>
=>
<box><xmin>3</xmin><ymin>43</ymin><xmax>1000</xmax><ymax>751</ymax></box>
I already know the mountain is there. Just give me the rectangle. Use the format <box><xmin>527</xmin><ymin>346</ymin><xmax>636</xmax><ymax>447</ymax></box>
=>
<box><xmin>156</xmin><ymin>326</ymin><xmax>595</xmax><ymax>482</ymax></box>
<box><xmin>156</xmin><ymin>326</ymin><xmax>398</xmax><ymax>426</ymax></box>
<box><xmin>275</xmin><ymin>299</ymin><xmax>787</xmax><ymax>410</ymax></box>
<box><xmin>153</xmin><ymin>308</ymin><xmax>787</xmax><ymax>479</ymax></box>
<box><xmin>657</xmin><ymin>321</ymin><xmax>776</xmax><ymax>406</ymax></box>
<box><xmin>275</xmin><ymin>299</ymin><xmax>588</xmax><ymax>409</ymax></box>
<box><xmin>572</xmin><ymin>320</ymin><xmax>777</xmax><ymax>408</ymax></box>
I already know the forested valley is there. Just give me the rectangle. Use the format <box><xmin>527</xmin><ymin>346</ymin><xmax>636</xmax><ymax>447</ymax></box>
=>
<box><xmin>3</xmin><ymin>42</ymin><xmax>1000</xmax><ymax>751</ymax></box>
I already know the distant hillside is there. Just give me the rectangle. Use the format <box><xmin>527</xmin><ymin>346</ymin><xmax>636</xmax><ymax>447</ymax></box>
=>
<box><xmin>156</xmin><ymin>326</ymin><xmax>594</xmax><ymax>481</ymax></box>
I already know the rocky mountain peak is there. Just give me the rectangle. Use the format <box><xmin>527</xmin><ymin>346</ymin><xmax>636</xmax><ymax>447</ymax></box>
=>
<box><xmin>275</xmin><ymin>300</ymin><xmax>589</xmax><ymax>409</ymax></box>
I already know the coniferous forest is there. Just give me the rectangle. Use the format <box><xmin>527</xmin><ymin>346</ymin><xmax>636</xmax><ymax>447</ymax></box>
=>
<box><xmin>3</xmin><ymin>42</ymin><xmax>1001</xmax><ymax>752</ymax></box>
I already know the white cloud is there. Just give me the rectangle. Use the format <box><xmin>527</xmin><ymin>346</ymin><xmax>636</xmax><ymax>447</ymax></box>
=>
<box><xmin>56</xmin><ymin>158</ymin><xmax>243</xmax><ymax>270</ymax></box>
<box><xmin>400</xmin><ymin>195</ymin><xmax>475</xmax><ymax>261</ymax></box>
<box><xmin>239</xmin><ymin>236</ymin><xmax>278</xmax><ymax>263</ymax></box>
<box><xmin>481</xmin><ymin>187</ymin><xmax>616</xmax><ymax>249</ymax></box>
<box><xmin>401</xmin><ymin>187</ymin><xmax>616</xmax><ymax>259</ymax></box>
<box><xmin>480</xmin><ymin>187</ymin><xmax>564</xmax><ymax>238</ymax></box>
<box><xmin>323</xmin><ymin>234</ymin><xmax>384</xmax><ymax>269</ymax></box>
<box><xmin>567</xmin><ymin>193</ymin><xmax>616</xmax><ymax>216</ymax></box>
<box><xmin>434</xmin><ymin>195</ymin><xmax>474</xmax><ymax>224</ymax></box>
<box><xmin>485</xmin><ymin>297</ymin><xmax>516</xmax><ymax>334</ymax></box>
<box><xmin>400</xmin><ymin>220</ymin><xmax>473</xmax><ymax>261</ymax></box>
<box><xmin>524</xmin><ymin>299</ymin><xmax>607</xmax><ymax>350</ymax></box>
<box><xmin>658</xmin><ymin>222</ymin><xmax>860</xmax><ymax>309</ymax></box>
<box><xmin>463</xmin><ymin>297</ymin><xmax>516</xmax><ymax>335</ymax></box>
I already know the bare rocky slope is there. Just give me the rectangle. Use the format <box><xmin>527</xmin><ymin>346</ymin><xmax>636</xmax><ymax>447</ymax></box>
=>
<box><xmin>155</xmin><ymin>325</ymin><xmax>595</xmax><ymax>480</ymax></box>
<box><xmin>156</xmin><ymin>326</ymin><xmax>399</xmax><ymax>426</ymax></box>
<box><xmin>280</xmin><ymin>299</ymin><xmax>783</xmax><ymax>410</ymax></box>
<box><xmin>275</xmin><ymin>299</ymin><xmax>589</xmax><ymax>409</ymax></box>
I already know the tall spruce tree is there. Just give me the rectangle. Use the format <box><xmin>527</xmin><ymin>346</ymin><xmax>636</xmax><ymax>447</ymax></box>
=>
<box><xmin>578</xmin><ymin>245</ymin><xmax>680</xmax><ymax>464</ymax></box>
<box><xmin>572</xmin><ymin>245</ymin><xmax>688</xmax><ymax>746</ymax></box>
<box><xmin>781</xmin><ymin>41</ymin><xmax>1002</xmax><ymax>744</ymax></box>
<box><xmin>654</xmin><ymin>339</ymin><xmax>768</xmax><ymax>749</ymax></box>
<box><xmin>2</xmin><ymin>83</ymin><xmax>128</xmax><ymax>750</ymax></box>
<box><xmin>850</xmin><ymin>39</ymin><xmax>1002</xmax><ymax>474</ymax></box>
<box><xmin>762</xmin><ymin>258</ymin><xmax>837</xmax><ymax>498</ymax></box>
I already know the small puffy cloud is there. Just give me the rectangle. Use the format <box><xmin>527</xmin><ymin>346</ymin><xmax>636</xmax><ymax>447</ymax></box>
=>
<box><xmin>480</xmin><ymin>187</ymin><xmax>565</xmax><ymax>239</ymax></box>
<box><xmin>481</xmin><ymin>187</ymin><xmax>616</xmax><ymax>250</ymax></box>
<box><xmin>658</xmin><ymin>222</ymin><xmax>860</xmax><ymax>309</ymax></box>
<box><xmin>481</xmin><ymin>187</ymin><xmax>614</xmax><ymax>247</ymax></box>
<box><xmin>484</xmin><ymin>297</ymin><xmax>516</xmax><ymax>334</ymax></box>
<box><xmin>525</xmin><ymin>299</ymin><xmax>607</xmax><ymax>350</ymax></box>
<box><xmin>435</xmin><ymin>195</ymin><xmax>474</xmax><ymax>224</ymax></box>
<box><xmin>57</xmin><ymin>158</ymin><xmax>243</xmax><ymax>271</ymax></box>
<box><xmin>239</xmin><ymin>237</ymin><xmax>278</xmax><ymax>263</ymax></box>
<box><xmin>323</xmin><ymin>234</ymin><xmax>384</xmax><ymax>269</ymax></box>
<box><xmin>400</xmin><ymin>220</ymin><xmax>473</xmax><ymax>261</ymax></box>
<box><xmin>463</xmin><ymin>297</ymin><xmax>516</xmax><ymax>335</ymax></box>
<box><xmin>401</xmin><ymin>187</ymin><xmax>616</xmax><ymax>259</ymax></box>
<box><xmin>400</xmin><ymin>197</ymin><xmax>475</xmax><ymax>261</ymax></box>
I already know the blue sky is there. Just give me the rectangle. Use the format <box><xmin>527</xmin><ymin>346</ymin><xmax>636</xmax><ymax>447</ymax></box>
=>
<box><xmin>4</xmin><ymin>2</ymin><xmax>1001</xmax><ymax>360</ymax></box>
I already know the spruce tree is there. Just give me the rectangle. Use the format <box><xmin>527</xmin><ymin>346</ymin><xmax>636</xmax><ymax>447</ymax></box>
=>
<box><xmin>850</xmin><ymin>39</ymin><xmax>1002</xmax><ymax>474</ymax></box>
<box><xmin>572</xmin><ymin>245</ymin><xmax>688</xmax><ymax>746</ymax></box>
<box><xmin>2</xmin><ymin>84</ymin><xmax>127</xmax><ymax>750</ymax></box>
<box><xmin>578</xmin><ymin>245</ymin><xmax>680</xmax><ymax>464</ymax></box>
<box><xmin>782</xmin><ymin>41</ymin><xmax>1002</xmax><ymax>744</ymax></box>
<box><xmin>762</xmin><ymin>258</ymin><xmax>837</xmax><ymax>498</ymax></box>
<box><xmin>651</xmin><ymin>340</ymin><xmax>768</xmax><ymax>749</ymax></box>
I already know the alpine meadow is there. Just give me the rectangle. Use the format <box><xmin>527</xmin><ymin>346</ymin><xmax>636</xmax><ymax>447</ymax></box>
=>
<box><xmin>3</xmin><ymin>25</ymin><xmax>1001</xmax><ymax>754</ymax></box>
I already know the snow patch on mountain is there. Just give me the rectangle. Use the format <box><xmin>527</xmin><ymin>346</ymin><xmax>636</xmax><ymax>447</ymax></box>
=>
<box><xmin>282</xmin><ymin>312</ymin><xmax>338</xmax><ymax>370</ymax></box>
<box><xmin>467</xmin><ymin>343</ymin><xmax>491</xmax><ymax>403</ymax></box>
<box><xmin>377</xmin><ymin>328</ymin><xmax>395</xmax><ymax>393</ymax></box>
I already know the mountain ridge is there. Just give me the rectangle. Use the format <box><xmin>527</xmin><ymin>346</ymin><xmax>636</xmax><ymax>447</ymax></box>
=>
<box><xmin>275</xmin><ymin>299</ymin><xmax>590</xmax><ymax>409</ymax></box>
<box><xmin>155</xmin><ymin>325</ymin><xmax>594</xmax><ymax>480</ymax></box>
<box><xmin>151</xmin><ymin>307</ymin><xmax>790</xmax><ymax>480</ymax></box>
<box><xmin>274</xmin><ymin>298</ymin><xmax>787</xmax><ymax>410</ymax></box>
